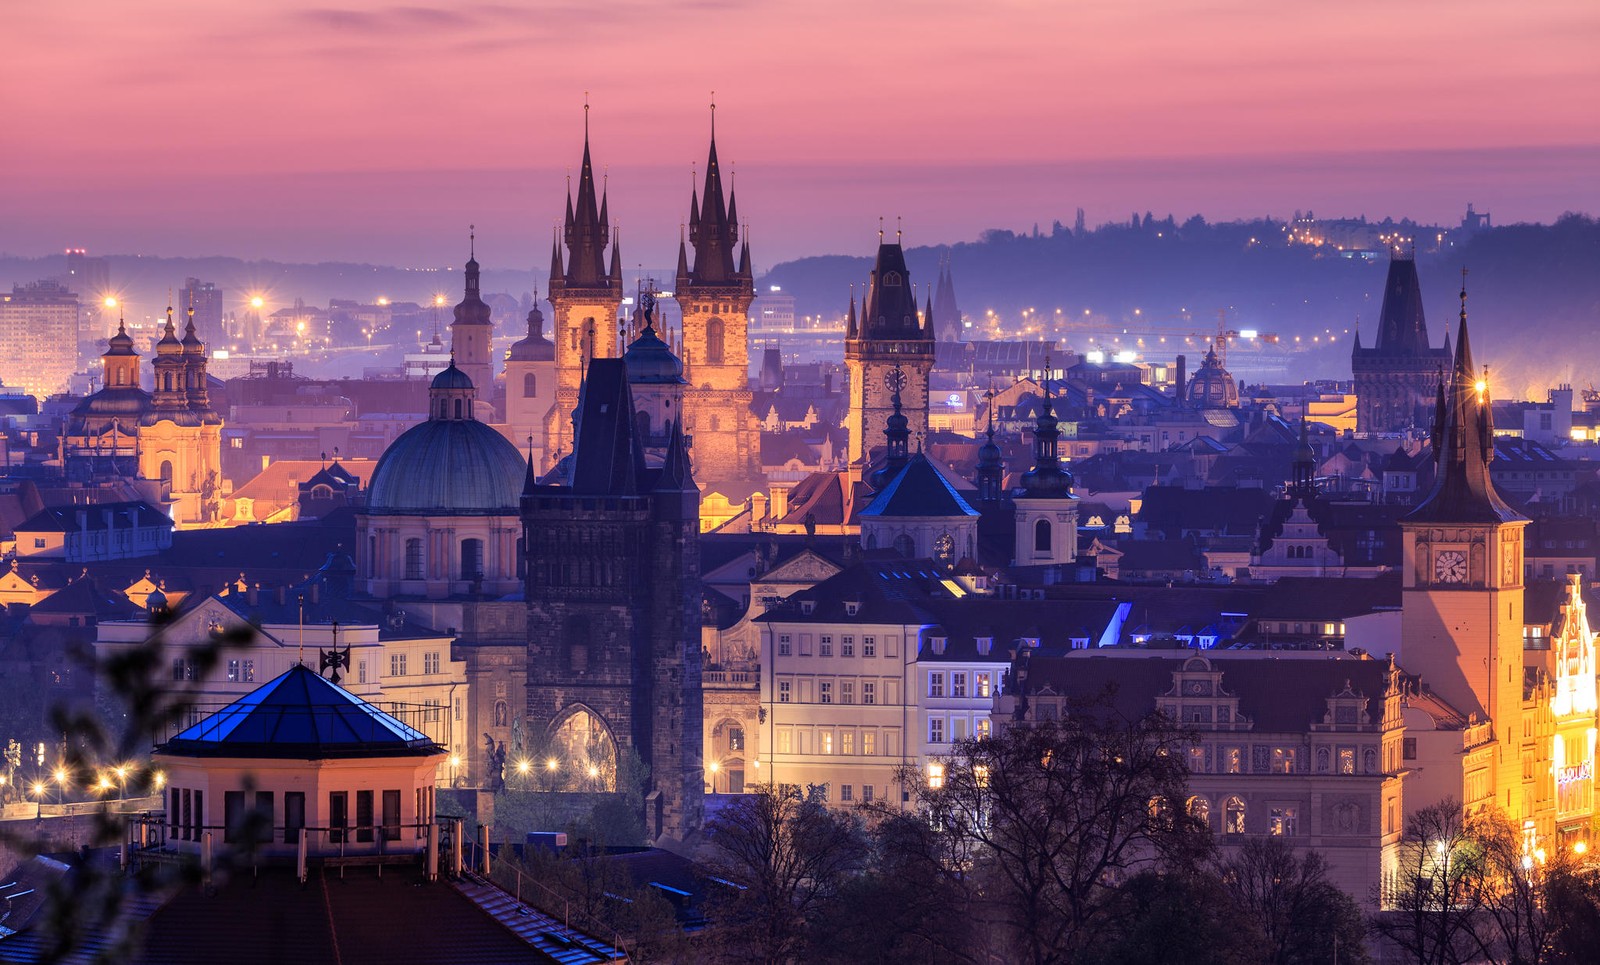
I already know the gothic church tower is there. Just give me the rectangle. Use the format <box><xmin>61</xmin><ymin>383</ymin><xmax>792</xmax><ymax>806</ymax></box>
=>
<box><xmin>1399</xmin><ymin>277</ymin><xmax>1527</xmax><ymax>814</ymax></box>
<box><xmin>845</xmin><ymin>238</ymin><xmax>935</xmax><ymax>465</ymax></box>
<box><xmin>543</xmin><ymin>115</ymin><xmax>624</xmax><ymax>469</ymax></box>
<box><xmin>673</xmin><ymin>110</ymin><xmax>761</xmax><ymax>493</ymax></box>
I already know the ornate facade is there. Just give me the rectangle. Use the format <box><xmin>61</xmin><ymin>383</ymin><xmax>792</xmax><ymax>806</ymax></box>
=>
<box><xmin>65</xmin><ymin>307</ymin><xmax>223</xmax><ymax>526</ymax></box>
<box><xmin>1351</xmin><ymin>252</ymin><xmax>1450</xmax><ymax>434</ymax></box>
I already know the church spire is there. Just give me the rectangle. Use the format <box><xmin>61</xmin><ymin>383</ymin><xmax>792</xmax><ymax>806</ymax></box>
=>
<box><xmin>1019</xmin><ymin>362</ymin><xmax>1073</xmax><ymax>498</ymax></box>
<box><xmin>977</xmin><ymin>383</ymin><xmax>1004</xmax><ymax>502</ymax></box>
<box><xmin>686</xmin><ymin>97</ymin><xmax>739</xmax><ymax>284</ymax></box>
<box><xmin>563</xmin><ymin>103</ymin><xmax>612</xmax><ymax>288</ymax></box>
<box><xmin>1405</xmin><ymin>269</ymin><xmax>1522</xmax><ymax>525</ymax></box>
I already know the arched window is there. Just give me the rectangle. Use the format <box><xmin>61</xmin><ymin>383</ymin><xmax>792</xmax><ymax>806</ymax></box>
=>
<box><xmin>728</xmin><ymin>726</ymin><xmax>745</xmax><ymax>752</ymax></box>
<box><xmin>893</xmin><ymin>533</ymin><xmax>915</xmax><ymax>558</ymax></box>
<box><xmin>1034</xmin><ymin>518</ymin><xmax>1052</xmax><ymax>553</ymax></box>
<box><xmin>1224</xmin><ymin>796</ymin><xmax>1246</xmax><ymax>834</ymax></box>
<box><xmin>454</xmin><ymin>398</ymin><xmax>464</xmax><ymax>419</ymax></box>
<box><xmin>405</xmin><ymin>538</ymin><xmax>425</xmax><ymax>580</ymax></box>
<box><xmin>934</xmin><ymin>532</ymin><xmax>954</xmax><ymax>566</ymax></box>
<box><xmin>158</xmin><ymin>460</ymin><xmax>174</xmax><ymax>486</ymax></box>
<box><xmin>883</xmin><ymin>271</ymin><xmax>902</xmax><ymax>287</ymax></box>
<box><xmin>460</xmin><ymin>538</ymin><xmax>484</xmax><ymax>580</ymax></box>
<box><xmin>1188</xmin><ymin>795</ymin><xmax>1211</xmax><ymax>827</ymax></box>
<box><xmin>705</xmin><ymin>318</ymin><xmax>725</xmax><ymax>365</ymax></box>
<box><xmin>523</xmin><ymin>372</ymin><xmax>537</xmax><ymax>397</ymax></box>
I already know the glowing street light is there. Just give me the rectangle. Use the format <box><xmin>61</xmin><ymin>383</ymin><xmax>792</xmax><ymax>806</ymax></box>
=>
<box><xmin>545</xmin><ymin>758</ymin><xmax>558</xmax><ymax>772</ymax></box>
<box><xmin>103</xmin><ymin>296</ymin><xmax>118</xmax><ymax>309</ymax></box>
<box><xmin>515</xmin><ymin>758</ymin><xmax>532</xmax><ymax>776</ymax></box>
<box><xmin>249</xmin><ymin>296</ymin><xmax>265</xmax><ymax>310</ymax></box>
<box><xmin>434</xmin><ymin>294</ymin><xmax>446</xmax><ymax>307</ymax></box>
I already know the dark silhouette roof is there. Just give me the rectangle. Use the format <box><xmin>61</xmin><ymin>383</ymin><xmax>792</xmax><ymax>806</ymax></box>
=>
<box><xmin>857</xmin><ymin>242</ymin><xmax>928</xmax><ymax>341</ymax></box>
<box><xmin>159</xmin><ymin>663</ymin><xmax>440</xmax><ymax>759</ymax></box>
<box><xmin>568</xmin><ymin>359</ymin><xmax>646</xmax><ymax>496</ymax></box>
<box><xmin>861</xmin><ymin>454</ymin><xmax>978</xmax><ymax>519</ymax></box>
<box><xmin>366</xmin><ymin>418</ymin><xmax>524</xmax><ymax>514</ymax></box>
<box><xmin>15</xmin><ymin>500</ymin><xmax>170</xmax><ymax>534</ymax></box>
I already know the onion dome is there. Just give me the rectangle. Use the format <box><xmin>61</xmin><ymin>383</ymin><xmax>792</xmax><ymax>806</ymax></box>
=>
<box><xmin>508</xmin><ymin>302</ymin><xmax>554</xmax><ymax>362</ymax></box>
<box><xmin>1186</xmin><ymin>346</ymin><xmax>1239</xmax><ymax>409</ymax></box>
<box><xmin>106</xmin><ymin>320</ymin><xmax>136</xmax><ymax>356</ymax></box>
<box><xmin>1020</xmin><ymin>386</ymin><xmax>1074</xmax><ymax>499</ymax></box>
<box><xmin>155</xmin><ymin>311</ymin><xmax>183</xmax><ymax>356</ymax></box>
<box><xmin>622</xmin><ymin>294</ymin><xmax>685</xmax><ymax>384</ymax></box>
<box><xmin>181</xmin><ymin>312</ymin><xmax>205</xmax><ymax>354</ymax></box>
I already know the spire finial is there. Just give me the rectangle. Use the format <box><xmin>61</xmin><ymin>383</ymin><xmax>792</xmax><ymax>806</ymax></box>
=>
<box><xmin>710</xmin><ymin>90</ymin><xmax>716</xmax><ymax>139</ymax></box>
<box><xmin>896</xmin><ymin>215</ymin><xmax>902</xmax><ymax>243</ymax></box>
<box><xmin>583</xmin><ymin>92</ymin><xmax>589</xmax><ymax>138</ymax></box>
<box><xmin>1459</xmin><ymin>266</ymin><xmax>1469</xmax><ymax>322</ymax></box>
<box><xmin>878</xmin><ymin>216</ymin><xmax>884</xmax><ymax>243</ymax></box>
<box><xmin>469</xmin><ymin>224</ymin><xmax>475</xmax><ymax>259</ymax></box>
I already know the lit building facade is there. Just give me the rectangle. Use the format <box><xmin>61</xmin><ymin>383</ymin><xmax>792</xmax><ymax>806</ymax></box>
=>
<box><xmin>1</xmin><ymin>280</ymin><xmax>81</xmax><ymax>400</ymax></box>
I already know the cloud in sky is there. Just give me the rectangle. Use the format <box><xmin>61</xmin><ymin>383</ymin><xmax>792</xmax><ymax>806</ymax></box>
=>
<box><xmin>3</xmin><ymin>0</ymin><xmax>1596</xmax><ymax>262</ymax></box>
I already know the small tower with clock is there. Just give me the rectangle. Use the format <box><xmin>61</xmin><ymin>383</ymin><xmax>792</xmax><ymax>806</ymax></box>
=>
<box><xmin>845</xmin><ymin>236</ymin><xmax>935</xmax><ymax>467</ymax></box>
<box><xmin>1399</xmin><ymin>276</ymin><xmax>1527</xmax><ymax>812</ymax></box>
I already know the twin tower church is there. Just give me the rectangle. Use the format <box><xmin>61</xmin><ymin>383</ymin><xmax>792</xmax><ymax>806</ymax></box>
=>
<box><xmin>353</xmin><ymin>114</ymin><xmax>941</xmax><ymax>841</ymax></box>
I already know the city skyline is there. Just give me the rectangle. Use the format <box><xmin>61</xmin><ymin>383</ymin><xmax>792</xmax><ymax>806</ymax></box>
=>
<box><xmin>5</xmin><ymin>1</ymin><xmax>1597</xmax><ymax>265</ymax></box>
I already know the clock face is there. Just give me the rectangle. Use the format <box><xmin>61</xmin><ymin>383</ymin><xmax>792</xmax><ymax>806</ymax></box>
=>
<box><xmin>884</xmin><ymin>368</ymin><xmax>908</xmax><ymax>394</ymax></box>
<box><xmin>1183</xmin><ymin>681</ymin><xmax>1209</xmax><ymax>696</ymax></box>
<box><xmin>1434</xmin><ymin>550</ymin><xmax>1468</xmax><ymax>584</ymax></box>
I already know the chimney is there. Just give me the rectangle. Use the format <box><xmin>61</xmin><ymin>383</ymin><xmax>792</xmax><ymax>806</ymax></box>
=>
<box><xmin>308</xmin><ymin>582</ymin><xmax>320</xmax><ymax>605</ymax></box>
<box><xmin>275</xmin><ymin>585</ymin><xmax>287</xmax><ymax>606</ymax></box>
<box><xmin>1174</xmin><ymin>355</ymin><xmax>1187</xmax><ymax>402</ymax></box>
<box><xmin>247</xmin><ymin>583</ymin><xmax>259</xmax><ymax>606</ymax></box>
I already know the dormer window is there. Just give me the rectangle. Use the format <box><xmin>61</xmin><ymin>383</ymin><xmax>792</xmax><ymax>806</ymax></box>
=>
<box><xmin>883</xmin><ymin>271</ymin><xmax>902</xmax><ymax>287</ymax></box>
<box><xmin>844</xmin><ymin>601</ymin><xmax>861</xmax><ymax>617</ymax></box>
<box><xmin>976</xmin><ymin>636</ymin><xmax>993</xmax><ymax>656</ymax></box>
<box><xmin>800</xmin><ymin>600</ymin><xmax>816</xmax><ymax>616</ymax></box>
<box><xmin>929</xmin><ymin>636</ymin><xmax>947</xmax><ymax>655</ymax></box>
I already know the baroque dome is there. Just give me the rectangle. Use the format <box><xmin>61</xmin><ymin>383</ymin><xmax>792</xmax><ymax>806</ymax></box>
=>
<box><xmin>366</xmin><ymin>418</ymin><xmax>524</xmax><ymax>515</ymax></box>
<box><xmin>623</xmin><ymin>327</ymin><xmax>684</xmax><ymax>384</ymax></box>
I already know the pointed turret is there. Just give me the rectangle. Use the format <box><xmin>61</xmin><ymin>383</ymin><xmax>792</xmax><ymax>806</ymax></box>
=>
<box><xmin>1291</xmin><ymin>417</ymin><xmax>1316</xmax><ymax>497</ymax></box>
<box><xmin>562</xmin><ymin>120</ymin><xmax>613</xmax><ymax>289</ymax></box>
<box><xmin>1373</xmin><ymin>250</ymin><xmax>1432</xmax><ymax>355</ymax></box>
<box><xmin>1019</xmin><ymin>375</ymin><xmax>1073</xmax><ymax>498</ymax></box>
<box><xmin>738</xmin><ymin>239</ymin><xmax>752</xmax><ymax>279</ymax></box>
<box><xmin>977</xmin><ymin>389</ymin><xmax>1004</xmax><ymax>503</ymax></box>
<box><xmin>676</xmin><ymin>234</ymin><xmax>690</xmax><ymax>283</ymax></box>
<box><xmin>846</xmin><ymin>290</ymin><xmax>858</xmax><ymax>339</ymax></box>
<box><xmin>609</xmin><ymin>232</ymin><xmax>623</xmax><ymax>287</ymax></box>
<box><xmin>923</xmin><ymin>291</ymin><xmax>936</xmax><ymax>340</ymax></box>
<box><xmin>686</xmin><ymin>111</ymin><xmax>740</xmax><ymax>285</ymax></box>
<box><xmin>858</xmin><ymin>241</ymin><xmax>923</xmax><ymax>340</ymax></box>
<box><xmin>1405</xmin><ymin>273</ymin><xmax>1523</xmax><ymax>524</ymax></box>
<box><xmin>548</xmin><ymin>230</ymin><xmax>564</xmax><ymax>288</ymax></box>
<box><xmin>654</xmin><ymin>418</ymin><xmax>698</xmax><ymax>499</ymax></box>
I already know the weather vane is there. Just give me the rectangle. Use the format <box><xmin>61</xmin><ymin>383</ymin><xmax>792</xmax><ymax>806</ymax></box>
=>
<box><xmin>319</xmin><ymin>620</ymin><xmax>351</xmax><ymax>685</ymax></box>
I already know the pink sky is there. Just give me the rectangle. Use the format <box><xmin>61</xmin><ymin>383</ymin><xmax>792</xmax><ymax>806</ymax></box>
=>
<box><xmin>4</xmin><ymin>0</ymin><xmax>1597</xmax><ymax>266</ymax></box>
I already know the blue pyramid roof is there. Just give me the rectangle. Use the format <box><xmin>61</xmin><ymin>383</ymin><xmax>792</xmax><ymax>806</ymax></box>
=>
<box><xmin>160</xmin><ymin>664</ymin><xmax>441</xmax><ymax>759</ymax></box>
<box><xmin>861</xmin><ymin>454</ymin><xmax>979</xmax><ymax>519</ymax></box>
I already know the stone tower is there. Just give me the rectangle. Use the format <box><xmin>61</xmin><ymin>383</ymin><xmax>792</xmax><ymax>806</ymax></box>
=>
<box><xmin>1351</xmin><ymin>251</ymin><xmax>1451</xmax><ymax>433</ymax></box>
<box><xmin>451</xmin><ymin>237</ymin><xmax>495</xmax><ymax>410</ymax></box>
<box><xmin>845</xmin><ymin>239</ymin><xmax>935</xmax><ymax>465</ymax></box>
<box><xmin>543</xmin><ymin>117</ymin><xmax>624</xmax><ymax>470</ymax></box>
<box><xmin>1399</xmin><ymin>277</ymin><xmax>1527</xmax><ymax>813</ymax></box>
<box><xmin>673</xmin><ymin>112</ymin><xmax>761</xmax><ymax>493</ymax></box>
<box><xmin>505</xmin><ymin>292</ymin><xmax>556</xmax><ymax>467</ymax></box>
<box><xmin>522</xmin><ymin>358</ymin><xmax>704</xmax><ymax>843</ymax></box>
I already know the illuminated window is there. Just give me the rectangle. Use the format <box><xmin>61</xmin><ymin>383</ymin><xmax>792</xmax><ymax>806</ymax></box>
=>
<box><xmin>927</xmin><ymin>761</ymin><xmax>944</xmax><ymax>789</ymax></box>
<box><xmin>863</xmin><ymin>731</ymin><xmax>876</xmax><ymax>755</ymax></box>
<box><xmin>1225</xmin><ymin>796</ymin><xmax>1246</xmax><ymax>834</ymax></box>
<box><xmin>1270</xmin><ymin>806</ymin><xmax>1298</xmax><ymax>836</ymax></box>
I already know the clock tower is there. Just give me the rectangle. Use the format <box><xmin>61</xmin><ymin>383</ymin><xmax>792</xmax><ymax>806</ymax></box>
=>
<box><xmin>1399</xmin><ymin>277</ymin><xmax>1527</xmax><ymax>813</ymax></box>
<box><xmin>845</xmin><ymin>238</ymin><xmax>935</xmax><ymax>466</ymax></box>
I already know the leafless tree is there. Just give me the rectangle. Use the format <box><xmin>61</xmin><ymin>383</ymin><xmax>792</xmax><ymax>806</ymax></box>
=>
<box><xmin>1219</xmin><ymin>836</ymin><xmax>1369</xmax><ymax>965</ymax></box>
<box><xmin>899</xmin><ymin>704</ymin><xmax>1204</xmax><ymax>965</ymax></box>
<box><xmin>700</xmin><ymin>783</ymin><xmax>869</xmax><ymax>965</ymax></box>
<box><xmin>1372</xmin><ymin>800</ymin><xmax>1486</xmax><ymax>965</ymax></box>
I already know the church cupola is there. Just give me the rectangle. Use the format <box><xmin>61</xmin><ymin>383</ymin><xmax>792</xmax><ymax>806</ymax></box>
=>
<box><xmin>181</xmin><ymin>308</ymin><xmax>211</xmax><ymax>412</ymax></box>
<box><xmin>1020</xmin><ymin>377</ymin><xmax>1072</xmax><ymax>499</ymax></box>
<box><xmin>429</xmin><ymin>360</ymin><xmax>477</xmax><ymax>421</ymax></box>
<box><xmin>1290</xmin><ymin>417</ymin><xmax>1316</xmax><ymax>498</ymax></box>
<box><xmin>870</xmin><ymin>369</ymin><xmax>912</xmax><ymax>489</ymax></box>
<box><xmin>102</xmin><ymin>315</ymin><xmax>141</xmax><ymax>389</ymax></box>
<box><xmin>451</xmin><ymin>231</ymin><xmax>494</xmax><ymax>395</ymax></box>
<box><xmin>151</xmin><ymin>306</ymin><xmax>188</xmax><ymax>409</ymax></box>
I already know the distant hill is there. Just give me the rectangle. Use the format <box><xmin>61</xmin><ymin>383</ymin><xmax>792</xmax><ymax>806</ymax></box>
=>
<box><xmin>760</xmin><ymin>214</ymin><xmax>1600</xmax><ymax>395</ymax></box>
<box><xmin>4</xmin><ymin>214</ymin><xmax>1594</xmax><ymax>398</ymax></box>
